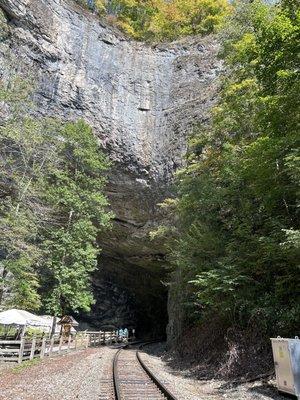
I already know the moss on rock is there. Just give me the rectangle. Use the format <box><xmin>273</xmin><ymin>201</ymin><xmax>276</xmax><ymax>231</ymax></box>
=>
<box><xmin>0</xmin><ymin>9</ymin><xmax>9</xmax><ymax>41</ymax></box>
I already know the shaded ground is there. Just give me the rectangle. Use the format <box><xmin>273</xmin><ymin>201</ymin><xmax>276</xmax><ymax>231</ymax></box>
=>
<box><xmin>142</xmin><ymin>342</ymin><xmax>287</xmax><ymax>400</ymax></box>
<box><xmin>168</xmin><ymin>322</ymin><xmax>274</xmax><ymax>380</ymax></box>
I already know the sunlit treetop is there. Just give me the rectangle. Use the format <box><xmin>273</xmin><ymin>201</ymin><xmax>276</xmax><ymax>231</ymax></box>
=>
<box><xmin>77</xmin><ymin>0</ymin><xmax>232</xmax><ymax>41</ymax></box>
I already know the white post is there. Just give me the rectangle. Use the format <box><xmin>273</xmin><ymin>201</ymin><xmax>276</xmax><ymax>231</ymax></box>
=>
<box><xmin>30</xmin><ymin>337</ymin><xmax>36</xmax><ymax>360</ymax></box>
<box><xmin>40</xmin><ymin>337</ymin><xmax>46</xmax><ymax>359</ymax></box>
<box><xmin>18</xmin><ymin>337</ymin><xmax>25</xmax><ymax>364</ymax></box>
<box><xmin>58</xmin><ymin>336</ymin><xmax>63</xmax><ymax>354</ymax></box>
<box><xmin>67</xmin><ymin>335</ymin><xmax>71</xmax><ymax>351</ymax></box>
<box><xmin>21</xmin><ymin>324</ymin><xmax>27</xmax><ymax>339</ymax></box>
<box><xmin>49</xmin><ymin>337</ymin><xmax>54</xmax><ymax>357</ymax></box>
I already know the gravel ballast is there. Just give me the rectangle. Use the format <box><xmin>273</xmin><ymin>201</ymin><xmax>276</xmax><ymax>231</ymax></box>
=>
<box><xmin>0</xmin><ymin>344</ymin><xmax>289</xmax><ymax>400</ymax></box>
<box><xmin>140</xmin><ymin>343</ymin><xmax>288</xmax><ymax>400</ymax></box>
<box><xmin>0</xmin><ymin>347</ymin><xmax>116</xmax><ymax>400</ymax></box>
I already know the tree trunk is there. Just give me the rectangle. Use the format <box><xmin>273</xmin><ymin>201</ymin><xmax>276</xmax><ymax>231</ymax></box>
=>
<box><xmin>0</xmin><ymin>267</ymin><xmax>8</xmax><ymax>306</ymax></box>
<box><xmin>50</xmin><ymin>315</ymin><xmax>57</xmax><ymax>338</ymax></box>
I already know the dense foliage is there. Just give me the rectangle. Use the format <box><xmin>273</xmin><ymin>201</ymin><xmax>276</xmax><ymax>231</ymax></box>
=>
<box><xmin>77</xmin><ymin>0</ymin><xmax>230</xmax><ymax>40</ymax></box>
<box><xmin>40</xmin><ymin>121</ymin><xmax>113</xmax><ymax>314</ymax></box>
<box><xmin>0</xmin><ymin>79</ymin><xmax>112</xmax><ymax>315</ymax></box>
<box><xmin>167</xmin><ymin>0</ymin><xmax>300</xmax><ymax>335</ymax></box>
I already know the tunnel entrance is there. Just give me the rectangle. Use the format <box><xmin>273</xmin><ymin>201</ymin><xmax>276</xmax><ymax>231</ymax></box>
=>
<box><xmin>79</xmin><ymin>255</ymin><xmax>168</xmax><ymax>338</ymax></box>
<box><xmin>78</xmin><ymin>166</ymin><xmax>171</xmax><ymax>338</ymax></box>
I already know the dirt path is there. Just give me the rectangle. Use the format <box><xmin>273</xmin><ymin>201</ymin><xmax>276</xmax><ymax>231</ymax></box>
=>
<box><xmin>0</xmin><ymin>347</ymin><xmax>116</xmax><ymax>400</ymax></box>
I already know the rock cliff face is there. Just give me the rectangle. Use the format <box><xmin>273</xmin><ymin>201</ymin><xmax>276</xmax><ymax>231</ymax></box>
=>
<box><xmin>0</xmin><ymin>0</ymin><xmax>221</xmax><ymax>334</ymax></box>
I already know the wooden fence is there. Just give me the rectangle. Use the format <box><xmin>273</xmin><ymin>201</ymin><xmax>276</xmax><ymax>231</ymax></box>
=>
<box><xmin>0</xmin><ymin>330</ymin><xmax>128</xmax><ymax>364</ymax></box>
<box><xmin>86</xmin><ymin>331</ymin><xmax>127</xmax><ymax>346</ymax></box>
<box><xmin>0</xmin><ymin>334</ymin><xmax>89</xmax><ymax>364</ymax></box>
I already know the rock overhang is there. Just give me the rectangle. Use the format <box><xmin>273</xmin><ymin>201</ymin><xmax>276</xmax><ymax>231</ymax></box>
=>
<box><xmin>0</xmin><ymin>0</ymin><xmax>221</xmax><ymax>333</ymax></box>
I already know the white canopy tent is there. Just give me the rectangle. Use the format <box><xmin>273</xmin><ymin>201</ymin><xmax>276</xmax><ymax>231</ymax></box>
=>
<box><xmin>0</xmin><ymin>309</ymin><xmax>57</xmax><ymax>338</ymax></box>
<box><xmin>0</xmin><ymin>309</ymin><xmax>76</xmax><ymax>337</ymax></box>
<box><xmin>0</xmin><ymin>309</ymin><xmax>48</xmax><ymax>327</ymax></box>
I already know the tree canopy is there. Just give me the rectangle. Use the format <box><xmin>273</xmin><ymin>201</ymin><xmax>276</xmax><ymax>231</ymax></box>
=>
<box><xmin>163</xmin><ymin>0</ymin><xmax>300</xmax><ymax>335</ymax></box>
<box><xmin>0</xmin><ymin>78</ymin><xmax>113</xmax><ymax>315</ymax></box>
<box><xmin>77</xmin><ymin>0</ymin><xmax>231</xmax><ymax>40</ymax></box>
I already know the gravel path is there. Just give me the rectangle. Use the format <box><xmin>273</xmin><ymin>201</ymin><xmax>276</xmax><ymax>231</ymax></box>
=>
<box><xmin>0</xmin><ymin>347</ymin><xmax>117</xmax><ymax>400</ymax></box>
<box><xmin>140</xmin><ymin>343</ymin><xmax>287</xmax><ymax>400</ymax></box>
<box><xmin>0</xmin><ymin>343</ymin><xmax>288</xmax><ymax>400</ymax></box>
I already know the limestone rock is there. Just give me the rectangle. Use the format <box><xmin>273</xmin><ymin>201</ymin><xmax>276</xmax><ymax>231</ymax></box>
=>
<box><xmin>0</xmin><ymin>0</ymin><xmax>221</xmax><ymax>332</ymax></box>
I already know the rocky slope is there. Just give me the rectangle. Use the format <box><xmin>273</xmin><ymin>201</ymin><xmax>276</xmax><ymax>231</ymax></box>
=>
<box><xmin>0</xmin><ymin>0</ymin><xmax>221</xmax><ymax>333</ymax></box>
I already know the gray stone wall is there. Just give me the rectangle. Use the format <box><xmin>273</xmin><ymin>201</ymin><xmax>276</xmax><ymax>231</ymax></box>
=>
<box><xmin>0</xmin><ymin>0</ymin><xmax>221</xmax><ymax>180</ymax></box>
<box><xmin>0</xmin><ymin>0</ymin><xmax>221</xmax><ymax>333</ymax></box>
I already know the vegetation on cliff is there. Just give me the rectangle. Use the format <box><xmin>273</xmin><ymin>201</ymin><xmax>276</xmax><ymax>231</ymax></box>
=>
<box><xmin>163</xmin><ymin>0</ymin><xmax>299</xmax><ymax>338</ymax></box>
<box><xmin>1</xmin><ymin>0</ymin><xmax>298</xmax><ymax>353</ymax></box>
<box><xmin>76</xmin><ymin>0</ymin><xmax>230</xmax><ymax>40</ymax></box>
<box><xmin>0</xmin><ymin>79</ymin><xmax>113</xmax><ymax>314</ymax></box>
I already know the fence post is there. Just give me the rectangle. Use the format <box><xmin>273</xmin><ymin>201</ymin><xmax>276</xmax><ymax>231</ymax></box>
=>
<box><xmin>40</xmin><ymin>337</ymin><xmax>46</xmax><ymax>359</ymax></box>
<box><xmin>49</xmin><ymin>337</ymin><xmax>54</xmax><ymax>357</ymax></box>
<box><xmin>85</xmin><ymin>333</ymin><xmax>89</xmax><ymax>349</ymax></box>
<box><xmin>30</xmin><ymin>337</ymin><xmax>36</xmax><ymax>360</ymax></box>
<box><xmin>18</xmin><ymin>338</ymin><xmax>25</xmax><ymax>364</ymax></box>
<box><xmin>67</xmin><ymin>335</ymin><xmax>71</xmax><ymax>351</ymax></box>
<box><xmin>58</xmin><ymin>336</ymin><xmax>63</xmax><ymax>354</ymax></box>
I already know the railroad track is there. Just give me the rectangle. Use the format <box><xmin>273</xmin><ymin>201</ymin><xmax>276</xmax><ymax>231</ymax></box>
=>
<box><xmin>112</xmin><ymin>343</ymin><xmax>178</xmax><ymax>400</ymax></box>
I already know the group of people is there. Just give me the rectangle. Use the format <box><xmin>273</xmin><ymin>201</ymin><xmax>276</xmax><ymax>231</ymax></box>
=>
<box><xmin>116</xmin><ymin>328</ymin><xmax>128</xmax><ymax>338</ymax></box>
<box><xmin>116</xmin><ymin>328</ymin><xmax>135</xmax><ymax>339</ymax></box>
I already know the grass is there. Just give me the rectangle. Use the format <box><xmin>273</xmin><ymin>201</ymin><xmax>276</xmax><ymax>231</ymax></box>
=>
<box><xmin>11</xmin><ymin>358</ymin><xmax>41</xmax><ymax>373</ymax></box>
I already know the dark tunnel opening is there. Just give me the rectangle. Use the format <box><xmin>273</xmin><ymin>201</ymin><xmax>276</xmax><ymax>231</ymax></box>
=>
<box><xmin>77</xmin><ymin>167</ymin><xmax>171</xmax><ymax>338</ymax></box>
<box><xmin>78</xmin><ymin>255</ymin><xmax>169</xmax><ymax>339</ymax></box>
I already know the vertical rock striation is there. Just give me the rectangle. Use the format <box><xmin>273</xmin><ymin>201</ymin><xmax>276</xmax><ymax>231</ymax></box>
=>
<box><xmin>0</xmin><ymin>0</ymin><xmax>221</xmax><ymax>333</ymax></box>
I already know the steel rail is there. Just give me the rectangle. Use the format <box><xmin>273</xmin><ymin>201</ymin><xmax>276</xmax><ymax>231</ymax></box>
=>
<box><xmin>136</xmin><ymin>344</ymin><xmax>179</xmax><ymax>400</ymax></box>
<box><xmin>112</xmin><ymin>347</ymin><xmax>123</xmax><ymax>400</ymax></box>
<box><xmin>112</xmin><ymin>340</ymin><xmax>149</xmax><ymax>400</ymax></box>
<box><xmin>113</xmin><ymin>341</ymin><xmax>179</xmax><ymax>400</ymax></box>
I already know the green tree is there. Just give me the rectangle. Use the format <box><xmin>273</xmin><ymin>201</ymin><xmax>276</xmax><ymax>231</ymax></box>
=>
<box><xmin>0</xmin><ymin>79</ymin><xmax>59</xmax><ymax>310</ymax></box>
<box><xmin>40</xmin><ymin>121</ymin><xmax>113</xmax><ymax>315</ymax></box>
<box><xmin>168</xmin><ymin>0</ymin><xmax>300</xmax><ymax>336</ymax></box>
<box><xmin>0</xmin><ymin>79</ymin><xmax>113</xmax><ymax>314</ymax></box>
<box><xmin>78</xmin><ymin>0</ymin><xmax>230</xmax><ymax>41</ymax></box>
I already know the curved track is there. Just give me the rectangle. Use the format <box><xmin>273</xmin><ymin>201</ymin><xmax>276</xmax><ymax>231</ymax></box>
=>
<box><xmin>113</xmin><ymin>343</ymin><xmax>178</xmax><ymax>400</ymax></box>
